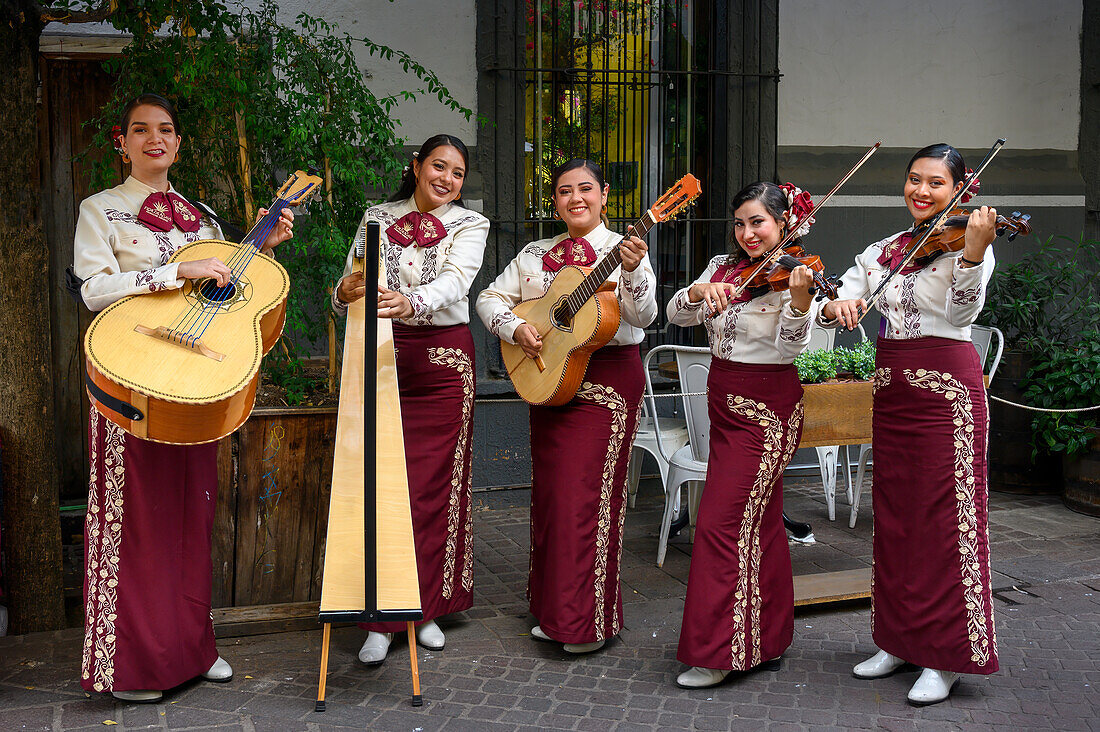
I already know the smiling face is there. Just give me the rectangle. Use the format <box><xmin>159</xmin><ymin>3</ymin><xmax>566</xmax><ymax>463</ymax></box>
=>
<box><xmin>732</xmin><ymin>198</ymin><xmax>785</xmax><ymax>258</ymax></box>
<box><xmin>553</xmin><ymin>167</ymin><xmax>609</xmax><ymax>237</ymax></box>
<box><xmin>411</xmin><ymin>144</ymin><xmax>466</xmax><ymax>210</ymax></box>
<box><xmin>120</xmin><ymin>104</ymin><xmax>181</xmax><ymax>182</ymax></box>
<box><xmin>904</xmin><ymin>157</ymin><xmax>964</xmax><ymax>223</ymax></box>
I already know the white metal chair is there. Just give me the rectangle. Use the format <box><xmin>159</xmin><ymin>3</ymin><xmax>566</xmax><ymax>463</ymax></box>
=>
<box><xmin>847</xmin><ymin>324</ymin><xmax>1004</xmax><ymax>528</ymax></box>
<box><xmin>626</xmin><ymin>402</ymin><xmax>689</xmax><ymax>510</ymax></box>
<box><xmin>642</xmin><ymin>345</ymin><xmax>712</xmax><ymax>567</ymax></box>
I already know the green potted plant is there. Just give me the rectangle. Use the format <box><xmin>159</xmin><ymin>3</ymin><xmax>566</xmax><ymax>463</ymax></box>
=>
<box><xmin>976</xmin><ymin>235</ymin><xmax>1100</xmax><ymax>493</ymax></box>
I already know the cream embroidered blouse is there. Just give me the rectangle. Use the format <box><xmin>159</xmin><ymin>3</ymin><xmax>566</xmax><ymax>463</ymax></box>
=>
<box><xmin>332</xmin><ymin>197</ymin><xmax>490</xmax><ymax>326</ymax></box>
<box><xmin>73</xmin><ymin>176</ymin><xmax>222</xmax><ymax>312</ymax></box>
<box><xmin>475</xmin><ymin>223</ymin><xmax>659</xmax><ymax>346</ymax></box>
<box><xmin>667</xmin><ymin>255</ymin><xmax>816</xmax><ymax>364</ymax></box>
<box><xmin>817</xmin><ymin>229</ymin><xmax>995</xmax><ymax>341</ymax></box>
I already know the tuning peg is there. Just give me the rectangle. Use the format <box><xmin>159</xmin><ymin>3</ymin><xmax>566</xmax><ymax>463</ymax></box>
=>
<box><xmin>1011</xmin><ymin>211</ymin><xmax>1022</xmax><ymax>218</ymax></box>
<box><xmin>1021</xmin><ymin>214</ymin><xmax>1031</xmax><ymax>223</ymax></box>
<box><xmin>1008</xmin><ymin>232</ymin><xmax>1018</xmax><ymax>242</ymax></box>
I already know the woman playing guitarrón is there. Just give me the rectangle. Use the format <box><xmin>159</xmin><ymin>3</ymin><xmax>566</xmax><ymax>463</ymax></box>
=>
<box><xmin>73</xmin><ymin>93</ymin><xmax>293</xmax><ymax>703</ymax></box>
<box><xmin>666</xmin><ymin>181</ymin><xmax>816</xmax><ymax>688</ymax></box>
<box><xmin>821</xmin><ymin>143</ymin><xmax>999</xmax><ymax>706</ymax></box>
<box><xmin>476</xmin><ymin>159</ymin><xmax>657</xmax><ymax>653</ymax></box>
<box><xmin>332</xmin><ymin>134</ymin><xmax>489</xmax><ymax>665</ymax></box>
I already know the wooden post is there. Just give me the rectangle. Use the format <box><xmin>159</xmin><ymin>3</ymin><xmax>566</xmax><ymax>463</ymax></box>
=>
<box><xmin>0</xmin><ymin>1</ymin><xmax>66</xmax><ymax>633</ymax></box>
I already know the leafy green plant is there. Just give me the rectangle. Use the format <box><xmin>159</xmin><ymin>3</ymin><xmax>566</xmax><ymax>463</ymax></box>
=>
<box><xmin>833</xmin><ymin>340</ymin><xmax>876</xmax><ymax>381</ymax></box>
<box><xmin>70</xmin><ymin>0</ymin><xmax>474</xmax><ymax>403</ymax></box>
<box><xmin>979</xmin><ymin>234</ymin><xmax>1100</xmax><ymax>458</ymax></box>
<box><xmin>795</xmin><ymin>348</ymin><xmax>838</xmax><ymax>384</ymax></box>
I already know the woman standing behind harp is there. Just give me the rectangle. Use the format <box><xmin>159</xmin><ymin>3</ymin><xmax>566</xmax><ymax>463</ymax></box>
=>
<box><xmin>332</xmin><ymin>134</ymin><xmax>489</xmax><ymax>664</ymax></box>
<box><xmin>476</xmin><ymin>159</ymin><xmax>657</xmax><ymax>653</ymax></box>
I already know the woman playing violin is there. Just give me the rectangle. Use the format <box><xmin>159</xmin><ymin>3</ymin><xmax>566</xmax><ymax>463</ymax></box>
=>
<box><xmin>73</xmin><ymin>93</ymin><xmax>293</xmax><ymax>703</ymax></box>
<box><xmin>666</xmin><ymin>181</ymin><xmax>816</xmax><ymax>688</ymax></box>
<box><xmin>821</xmin><ymin>143</ymin><xmax>998</xmax><ymax>705</ymax></box>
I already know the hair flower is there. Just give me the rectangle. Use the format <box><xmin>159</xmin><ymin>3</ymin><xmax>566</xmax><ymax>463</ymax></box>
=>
<box><xmin>778</xmin><ymin>182</ymin><xmax>815</xmax><ymax>238</ymax></box>
<box><xmin>961</xmin><ymin>168</ymin><xmax>981</xmax><ymax>204</ymax></box>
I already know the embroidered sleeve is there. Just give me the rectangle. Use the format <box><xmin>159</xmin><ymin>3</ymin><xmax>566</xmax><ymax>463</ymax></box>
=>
<box><xmin>404</xmin><ymin>291</ymin><xmax>432</xmax><ymax>325</ymax></box>
<box><xmin>945</xmin><ymin>249</ymin><xmax>994</xmax><ymax>327</ymax></box>
<box><xmin>74</xmin><ymin>199</ymin><xmax>184</xmax><ymax>312</ymax></box>
<box><xmin>775</xmin><ymin>295</ymin><xmax>815</xmax><ymax>360</ymax></box>
<box><xmin>476</xmin><ymin>250</ymin><xmax>527</xmax><ymax>344</ymax></box>
<box><xmin>817</xmin><ymin>241</ymin><xmax>882</xmax><ymax>329</ymax></box>
<box><xmin>666</xmin><ymin>256</ymin><xmax>721</xmax><ymax>327</ymax></box>
<box><xmin>616</xmin><ymin>252</ymin><xmax>658</xmax><ymax>329</ymax></box>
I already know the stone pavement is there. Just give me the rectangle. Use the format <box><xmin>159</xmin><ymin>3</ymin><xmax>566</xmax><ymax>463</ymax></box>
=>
<box><xmin>1</xmin><ymin>478</ymin><xmax>1099</xmax><ymax>731</ymax></box>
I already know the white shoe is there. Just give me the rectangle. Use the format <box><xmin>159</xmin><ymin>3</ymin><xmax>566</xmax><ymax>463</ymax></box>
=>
<box><xmin>563</xmin><ymin>639</ymin><xmax>606</xmax><ymax>654</ymax></box>
<box><xmin>358</xmin><ymin>632</ymin><xmax>393</xmax><ymax>665</ymax></box>
<box><xmin>907</xmin><ymin>668</ymin><xmax>960</xmax><ymax>706</ymax></box>
<box><xmin>416</xmin><ymin>620</ymin><xmax>445</xmax><ymax>650</ymax></box>
<box><xmin>676</xmin><ymin>666</ymin><xmax>730</xmax><ymax>688</ymax></box>
<box><xmin>530</xmin><ymin>625</ymin><xmax>552</xmax><ymax>641</ymax></box>
<box><xmin>853</xmin><ymin>649</ymin><xmax>907</xmax><ymax>679</ymax></box>
<box><xmin>202</xmin><ymin>656</ymin><xmax>233</xmax><ymax>682</ymax></box>
<box><xmin>112</xmin><ymin>689</ymin><xmax>163</xmax><ymax>703</ymax></box>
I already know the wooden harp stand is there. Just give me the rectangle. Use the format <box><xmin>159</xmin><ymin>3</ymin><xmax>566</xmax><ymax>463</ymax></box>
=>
<box><xmin>315</xmin><ymin>221</ymin><xmax>424</xmax><ymax>710</ymax></box>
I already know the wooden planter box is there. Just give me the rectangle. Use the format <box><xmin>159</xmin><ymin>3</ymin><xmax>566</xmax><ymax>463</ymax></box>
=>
<box><xmin>213</xmin><ymin>407</ymin><xmax>337</xmax><ymax>612</ymax></box>
<box><xmin>799</xmin><ymin>380</ymin><xmax>873</xmax><ymax>448</ymax></box>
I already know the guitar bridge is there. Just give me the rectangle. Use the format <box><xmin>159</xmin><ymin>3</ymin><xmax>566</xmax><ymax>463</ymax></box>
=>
<box><xmin>134</xmin><ymin>324</ymin><xmax>227</xmax><ymax>362</ymax></box>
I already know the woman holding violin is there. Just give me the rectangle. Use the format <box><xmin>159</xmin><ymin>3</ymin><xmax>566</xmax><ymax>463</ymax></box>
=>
<box><xmin>821</xmin><ymin>143</ymin><xmax>999</xmax><ymax>705</ymax></box>
<box><xmin>666</xmin><ymin>181</ymin><xmax>818</xmax><ymax>688</ymax></box>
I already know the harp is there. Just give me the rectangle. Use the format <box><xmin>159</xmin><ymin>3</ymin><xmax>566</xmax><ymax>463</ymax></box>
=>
<box><xmin>315</xmin><ymin>221</ymin><xmax>424</xmax><ymax>710</ymax></box>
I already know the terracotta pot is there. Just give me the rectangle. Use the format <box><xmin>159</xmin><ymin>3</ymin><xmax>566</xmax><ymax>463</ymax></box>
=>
<box><xmin>1063</xmin><ymin>429</ymin><xmax>1100</xmax><ymax>517</ymax></box>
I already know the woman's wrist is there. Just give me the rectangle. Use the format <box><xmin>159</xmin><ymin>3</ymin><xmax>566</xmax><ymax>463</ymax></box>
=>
<box><xmin>687</xmin><ymin>283</ymin><xmax>702</xmax><ymax>303</ymax></box>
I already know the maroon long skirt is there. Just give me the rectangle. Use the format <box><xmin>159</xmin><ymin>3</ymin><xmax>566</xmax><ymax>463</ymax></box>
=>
<box><xmin>362</xmin><ymin>323</ymin><xmax>476</xmax><ymax>632</ymax></box>
<box><xmin>528</xmin><ymin>345</ymin><xmax>644</xmax><ymax>644</ymax></box>
<box><xmin>871</xmin><ymin>336</ymin><xmax>998</xmax><ymax>674</ymax></box>
<box><xmin>677</xmin><ymin>360</ymin><xmax>803</xmax><ymax>670</ymax></box>
<box><xmin>82</xmin><ymin>409</ymin><xmax>219</xmax><ymax>693</ymax></box>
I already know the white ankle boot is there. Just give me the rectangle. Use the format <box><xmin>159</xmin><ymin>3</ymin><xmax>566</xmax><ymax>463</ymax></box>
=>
<box><xmin>416</xmin><ymin>620</ymin><xmax>445</xmax><ymax>650</ymax></box>
<box><xmin>907</xmin><ymin>668</ymin><xmax>959</xmax><ymax>705</ymax></box>
<box><xmin>358</xmin><ymin>631</ymin><xmax>393</xmax><ymax>665</ymax></box>
<box><xmin>112</xmin><ymin>689</ymin><xmax>163</xmax><ymax>703</ymax></box>
<box><xmin>202</xmin><ymin>656</ymin><xmax>233</xmax><ymax>682</ymax></box>
<box><xmin>853</xmin><ymin>648</ymin><xmax>907</xmax><ymax>678</ymax></box>
<box><xmin>530</xmin><ymin>625</ymin><xmax>605</xmax><ymax>653</ymax></box>
<box><xmin>676</xmin><ymin>666</ymin><xmax>730</xmax><ymax>688</ymax></box>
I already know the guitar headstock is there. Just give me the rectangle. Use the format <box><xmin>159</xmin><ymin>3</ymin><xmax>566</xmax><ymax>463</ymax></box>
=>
<box><xmin>649</xmin><ymin>174</ymin><xmax>702</xmax><ymax>222</ymax></box>
<box><xmin>276</xmin><ymin>170</ymin><xmax>324</xmax><ymax>206</ymax></box>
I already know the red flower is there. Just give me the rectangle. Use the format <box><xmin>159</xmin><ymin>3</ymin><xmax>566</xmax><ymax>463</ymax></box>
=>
<box><xmin>526</xmin><ymin>41</ymin><xmax>535</xmax><ymax>49</ymax></box>
<box><xmin>961</xmin><ymin>168</ymin><xmax>981</xmax><ymax>204</ymax></box>
<box><xmin>110</xmin><ymin>125</ymin><xmax>123</xmax><ymax>152</ymax></box>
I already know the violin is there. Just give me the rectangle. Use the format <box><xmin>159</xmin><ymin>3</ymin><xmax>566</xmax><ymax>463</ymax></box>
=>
<box><xmin>906</xmin><ymin>207</ymin><xmax>1032</xmax><ymax>266</ymax></box>
<box><xmin>735</xmin><ymin>243</ymin><xmax>840</xmax><ymax>301</ymax></box>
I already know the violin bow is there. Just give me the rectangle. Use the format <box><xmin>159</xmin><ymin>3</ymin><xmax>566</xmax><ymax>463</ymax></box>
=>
<box><xmin>704</xmin><ymin>142</ymin><xmax>880</xmax><ymax>319</ymax></box>
<box><xmin>858</xmin><ymin>137</ymin><xmax>1006</xmax><ymax>323</ymax></box>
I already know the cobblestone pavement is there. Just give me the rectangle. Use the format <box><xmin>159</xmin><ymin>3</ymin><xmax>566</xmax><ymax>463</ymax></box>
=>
<box><xmin>1</xmin><ymin>478</ymin><xmax>1098</xmax><ymax>731</ymax></box>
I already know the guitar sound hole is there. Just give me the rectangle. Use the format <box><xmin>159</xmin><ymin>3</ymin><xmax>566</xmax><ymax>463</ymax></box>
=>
<box><xmin>199</xmin><ymin>278</ymin><xmax>237</xmax><ymax>303</ymax></box>
<box><xmin>552</xmin><ymin>303</ymin><xmax>571</xmax><ymax>329</ymax></box>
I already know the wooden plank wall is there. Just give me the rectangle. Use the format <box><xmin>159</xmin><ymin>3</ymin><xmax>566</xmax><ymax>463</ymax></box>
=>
<box><xmin>38</xmin><ymin>57</ymin><xmax>123</xmax><ymax>504</ymax></box>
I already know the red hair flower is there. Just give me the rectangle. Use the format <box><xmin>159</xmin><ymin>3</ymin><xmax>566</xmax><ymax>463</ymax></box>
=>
<box><xmin>110</xmin><ymin>125</ymin><xmax>124</xmax><ymax>155</ymax></box>
<box><xmin>778</xmin><ymin>182</ymin><xmax>815</xmax><ymax>238</ymax></box>
<box><xmin>961</xmin><ymin>168</ymin><xmax>980</xmax><ymax>204</ymax></box>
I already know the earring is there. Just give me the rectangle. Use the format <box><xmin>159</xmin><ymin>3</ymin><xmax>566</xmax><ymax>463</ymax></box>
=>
<box><xmin>122</xmin><ymin>152</ymin><xmax>130</xmax><ymax>164</ymax></box>
<box><xmin>552</xmin><ymin>210</ymin><xmax>561</xmax><ymax>219</ymax></box>
<box><xmin>174</xmin><ymin>153</ymin><xmax>180</xmax><ymax>163</ymax></box>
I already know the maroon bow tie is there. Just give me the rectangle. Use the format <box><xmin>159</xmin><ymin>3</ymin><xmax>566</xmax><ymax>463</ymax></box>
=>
<box><xmin>386</xmin><ymin>211</ymin><xmax>446</xmax><ymax>247</ymax></box>
<box><xmin>137</xmin><ymin>191</ymin><xmax>201</xmax><ymax>233</ymax></box>
<box><xmin>876</xmin><ymin>232</ymin><xmax>923</xmax><ymax>275</ymax></box>
<box><xmin>542</xmin><ymin>236</ymin><xmax>597</xmax><ymax>272</ymax></box>
<box><xmin>711</xmin><ymin>258</ymin><xmax>763</xmax><ymax>303</ymax></box>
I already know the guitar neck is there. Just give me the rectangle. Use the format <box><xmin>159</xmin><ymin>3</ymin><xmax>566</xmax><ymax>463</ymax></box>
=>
<box><xmin>239</xmin><ymin>199</ymin><xmax>289</xmax><ymax>252</ymax></box>
<box><xmin>562</xmin><ymin>210</ymin><xmax>657</xmax><ymax>319</ymax></box>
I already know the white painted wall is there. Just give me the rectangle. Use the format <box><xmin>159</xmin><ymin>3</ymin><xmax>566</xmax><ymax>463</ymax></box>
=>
<box><xmin>271</xmin><ymin>0</ymin><xmax>478</xmax><ymax>145</ymax></box>
<box><xmin>778</xmin><ymin>0</ymin><xmax>1081</xmax><ymax>150</ymax></box>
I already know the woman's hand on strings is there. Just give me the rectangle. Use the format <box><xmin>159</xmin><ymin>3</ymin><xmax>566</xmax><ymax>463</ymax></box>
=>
<box><xmin>377</xmin><ymin>286</ymin><xmax>414</xmax><ymax>319</ymax></box>
<box><xmin>336</xmin><ymin>272</ymin><xmax>366</xmax><ymax>304</ymax></box>
<box><xmin>962</xmin><ymin>205</ymin><xmax>996</xmax><ymax>266</ymax></box>
<box><xmin>178</xmin><ymin>257</ymin><xmax>233</xmax><ymax>287</ymax></box>
<box><xmin>822</xmin><ymin>298</ymin><xmax>866</xmax><ymax>330</ymax></box>
<box><xmin>619</xmin><ymin>227</ymin><xmax>647</xmax><ymax>272</ymax></box>
<box><xmin>514</xmin><ymin>323</ymin><xmax>543</xmax><ymax>359</ymax></box>
<box><xmin>259</xmin><ymin>207</ymin><xmax>295</xmax><ymax>252</ymax></box>
<box><xmin>689</xmin><ymin>281</ymin><xmax>734</xmax><ymax>315</ymax></box>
